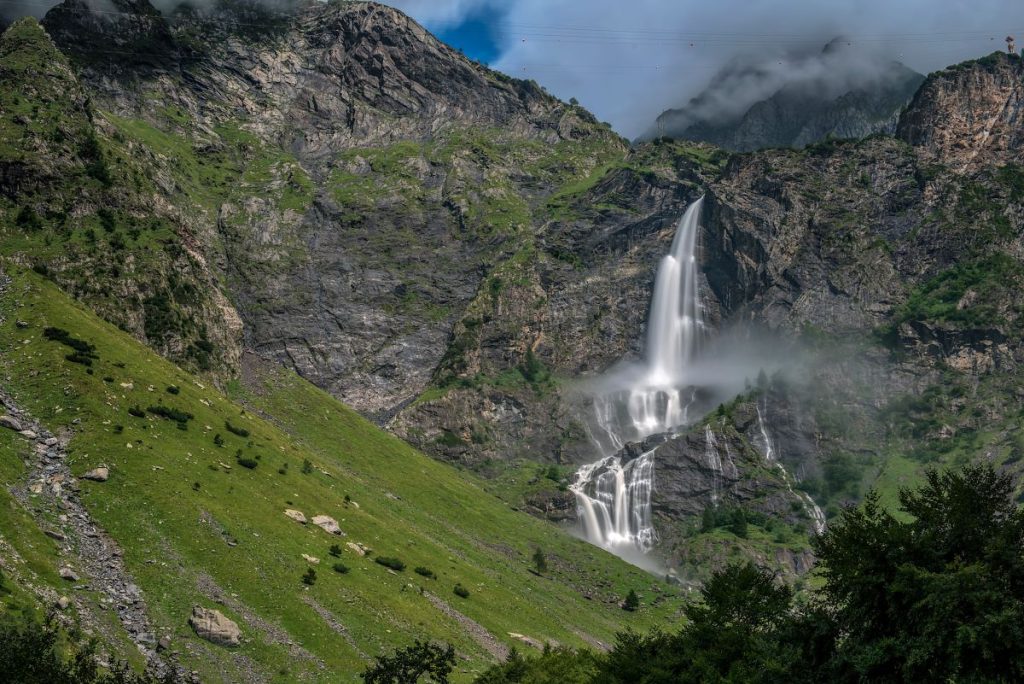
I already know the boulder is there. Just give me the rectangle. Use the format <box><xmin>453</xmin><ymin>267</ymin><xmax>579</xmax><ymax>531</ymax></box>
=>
<box><xmin>311</xmin><ymin>515</ymin><xmax>344</xmax><ymax>536</ymax></box>
<box><xmin>301</xmin><ymin>554</ymin><xmax>320</xmax><ymax>564</ymax></box>
<box><xmin>59</xmin><ymin>567</ymin><xmax>79</xmax><ymax>581</ymax></box>
<box><xmin>81</xmin><ymin>466</ymin><xmax>109</xmax><ymax>482</ymax></box>
<box><xmin>284</xmin><ymin>509</ymin><xmax>307</xmax><ymax>524</ymax></box>
<box><xmin>56</xmin><ymin>596</ymin><xmax>70</xmax><ymax>610</ymax></box>
<box><xmin>0</xmin><ymin>415</ymin><xmax>22</xmax><ymax>431</ymax></box>
<box><xmin>346</xmin><ymin>542</ymin><xmax>370</xmax><ymax>557</ymax></box>
<box><xmin>189</xmin><ymin>606</ymin><xmax>241</xmax><ymax>647</ymax></box>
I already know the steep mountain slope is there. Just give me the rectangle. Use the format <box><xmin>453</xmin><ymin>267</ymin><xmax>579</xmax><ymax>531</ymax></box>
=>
<box><xmin>0</xmin><ymin>264</ymin><xmax>682</xmax><ymax>682</ymax></box>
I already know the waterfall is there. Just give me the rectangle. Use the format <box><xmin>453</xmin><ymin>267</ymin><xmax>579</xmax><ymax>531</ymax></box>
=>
<box><xmin>754</xmin><ymin>398</ymin><xmax>826</xmax><ymax>535</ymax></box>
<box><xmin>571</xmin><ymin>197</ymin><xmax>707</xmax><ymax>555</ymax></box>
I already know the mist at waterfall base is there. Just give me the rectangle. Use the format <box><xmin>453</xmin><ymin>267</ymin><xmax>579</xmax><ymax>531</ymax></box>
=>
<box><xmin>568</xmin><ymin>197</ymin><xmax>803</xmax><ymax>571</ymax></box>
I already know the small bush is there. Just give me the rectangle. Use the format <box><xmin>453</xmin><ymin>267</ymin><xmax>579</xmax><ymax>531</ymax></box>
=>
<box><xmin>166</xmin><ymin>385</ymin><xmax>180</xmax><ymax>395</ymax></box>
<box><xmin>329</xmin><ymin>544</ymin><xmax>342</xmax><ymax>557</ymax></box>
<box><xmin>453</xmin><ymin>584</ymin><xmax>470</xmax><ymax>599</ymax></box>
<box><xmin>146</xmin><ymin>405</ymin><xmax>193</xmax><ymax>424</ymax></box>
<box><xmin>225</xmin><ymin>420</ymin><xmax>250</xmax><ymax>438</ymax></box>
<box><xmin>333</xmin><ymin>563</ymin><xmax>350</xmax><ymax>575</ymax></box>
<box><xmin>375</xmin><ymin>557</ymin><xmax>406</xmax><ymax>572</ymax></box>
<box><xmin>213</xmin><ymin>433</ymin><xmax>224</xmax><ymax>447</ymax></box>
<box><xmin>301</xmin><ymin>459</ymin><xmax>313</xmax><ymax>475</ymax></box>
<box><xmin>414</xmin><ymin>566</ymin><xmax>436</xmax><ymax>579</ymax></box>
<box><xmin>302</xmin><ymin>568</ymin><xmax>317</xmax><ymax>586</ymax></box>
<box><xmin>43</xmin><ymin>327</ymin><xmax>96</xmax><ymax>356</ymax></box>
<box><xmin>113</xmin><ymin>425</ymin><xmax>123</xmax><ymax>434</ymax></box>
<box><xmin>127</xmin><ymin>406</ymin><xmax>145</xmax><ymax>418</ymax></box>
<box><xmin>64</xmin><ymin>352</ymin><xmax>93</xmax><ymax>366</ymax></box>
<box><xmin>623</xmin><ymin>589</ymin><xmax>639</xmax><ymax>611</ymax></box>
<box><xmin>237</xmin><ymin>457</ymin><xmax>258</xmax><ymax>470</ymax></box>
<box><xmin>102</xmin><ymin>376</ymin><xmax>114</xmax><ymax>383</ymax></box>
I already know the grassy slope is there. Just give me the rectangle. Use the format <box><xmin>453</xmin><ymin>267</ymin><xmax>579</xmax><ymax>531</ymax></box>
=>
<box><xmin>0</xmin><ymin>266</ymin><xmax>683</xmax><ymax>682</ymax></box>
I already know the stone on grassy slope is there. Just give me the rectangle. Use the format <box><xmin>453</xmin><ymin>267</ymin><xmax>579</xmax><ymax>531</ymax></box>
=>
<box><xmin>311</xmin><ymin>515</ymin><xmax>344</xmax><ymax>536</ymax></box>
<box><xmin>284</xmin><ymin>509</ymin><xmax>306</xmax><ymax>524</ymax></box>
<box><xmin>0</xmin><ymin>414</ymin><xmax>22</xmax><ymax>431</ymax></box>
<box><xmin>189</xmin><ymin>606</ymin><xmax>241</xmax><ymax>647</ymax></box>
<box><xmin>81</xmin><ymin>466</ymin><xmax>109</xmax><ymax>482</ymax></box>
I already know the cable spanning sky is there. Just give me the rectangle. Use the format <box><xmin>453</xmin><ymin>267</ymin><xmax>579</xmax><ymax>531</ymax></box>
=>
<box><xmin>387</xmin><ymin>0</ymin><xmax>1024</xmax><ymax>137</ymax></box>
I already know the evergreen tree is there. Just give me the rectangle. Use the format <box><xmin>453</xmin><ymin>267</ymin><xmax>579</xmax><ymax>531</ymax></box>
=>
<box><xmin>532</xmin><ymin>548</ymin><xmax>547</xmax><ymax>574</ymax></box>
<box><xmin>361</xmin><ymin>640</ymin><xmax>455</xmax><ymax>684</ymax></box>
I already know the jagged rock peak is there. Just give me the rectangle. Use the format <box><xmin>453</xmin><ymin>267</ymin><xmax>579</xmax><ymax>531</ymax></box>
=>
<box><xmin>897</xmin><ymin>51</ymin><xmax>1024</xmax><ymax>171</ymax></box>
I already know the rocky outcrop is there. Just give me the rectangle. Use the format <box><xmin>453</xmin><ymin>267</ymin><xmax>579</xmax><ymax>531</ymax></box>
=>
<box><xmin>897</xmin><ymin>52</ymin><xmax>1024</xmax><ymax>171</ymax></box>
<box><xmin>189</xmin><ymin>606</ymin><xmax>241</xmax><ymax>647</ymax></box>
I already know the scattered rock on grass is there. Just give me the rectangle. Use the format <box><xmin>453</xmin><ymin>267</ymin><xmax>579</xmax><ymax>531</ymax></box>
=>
<box><xmin>189</xmin><ymin>606</ymin><xmax>241</xmax><ymax>647</ymax></box>
<box><xmin>59</xmin><ymin>566</ymin><xmax>79</xmax><ymax>581</ymax></box>
<box><xmin>284</xmin><ymin>509</ymin><xmax>307</xmax><ymax>524</ymax></box>
<box><xmin>0</xmin><ymin>415</ymin><xmax>22</xmax><ymax>431</ymax></box>
<box><xmin>311</xmin><ymin>515</ymin><xmax>344</xmax><ymax>536</ymax></box>
<box><xmin>81</xmin><ymin>466</ymin><xmax>109</xmax><ymax>482</ymax></box>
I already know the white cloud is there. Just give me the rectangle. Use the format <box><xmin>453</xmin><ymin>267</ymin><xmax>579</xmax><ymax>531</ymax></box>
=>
<box><xmin>462</xmin><ymin>0</ymin><xmax>1023</xmax><ymax>137</ymax></box>
<box><xmin>383</xmin><ymin>0</ymin><xmax>507</xmax><ymax>28</ymax></box>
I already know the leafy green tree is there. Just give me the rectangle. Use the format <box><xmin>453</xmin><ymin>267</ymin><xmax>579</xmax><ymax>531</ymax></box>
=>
<box><xmin>814</xmin><ymin>464</ymin><xmax>1024</xmax><ymax>682</ymax></box>
<box><xmin>361</xmin><ymin>640</ymin><xmax>455</xmax><ymax>684</ymax></box>
<box><xmin>475</xmin><ymin>645</ymin><xmax>599</xmax><ymax>684</ymax></box>
<box><xmin>622</xmin><ymin>589</ymin><xmax>639</xmax><ymax>612</ymax></box>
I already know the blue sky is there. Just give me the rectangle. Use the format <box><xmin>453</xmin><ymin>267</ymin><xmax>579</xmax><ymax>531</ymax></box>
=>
<box><xmin>433</xmin><ymin>6</ymin><xmax>504</xmax><ymax>64</ymax></box>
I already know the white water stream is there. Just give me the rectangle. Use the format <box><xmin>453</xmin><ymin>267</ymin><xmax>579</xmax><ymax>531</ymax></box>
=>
<box><xmin>570</xmin><ymin>198</ymin><xmax>707</xmax><ymax>554</ymax></box>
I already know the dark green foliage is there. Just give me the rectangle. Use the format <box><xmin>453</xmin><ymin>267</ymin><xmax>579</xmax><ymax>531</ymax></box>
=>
<box><xmin>302</xmin><ymin>568</ymin><xmax>317</xmax><ymax>586</ymax></box>
<box><xmin>43</xmin><ymin>327</ymin><xmax>97</xmax><ymax>358</ymax></box>
<box><xmin>622</xmin><ymin>589</ymin><xmax>639</xmax><ymax>612</ymax></box>
<box><xmin>700</xmin><ymin>505</ymin><xmax>754</xmax><ymax>538</ymax></box>
<box><xmin>236</xmin><ymin>457</ymin><xmax>257</xmax><ymax>470</ymax></box>
<box><xmin>64</xmin><ymin>352</ymin><xmax>93</xmax><ymax>366</ymax></box>
<box><xmin>329</xmin><ymin>544</ymin><xmax>342</xmax><ymax>558</ymax></box>
<box><xmin>414</xmin><ymin>566</ymin><xmax>436</xmax><ymax>579</ymax></box>
<box><xmin>333</xmin><ymin>563</ymin><xmax>350</xmax><ymax>574</ymax></box>
<box><xmin>453</xmin><ymin>584</ymin><xmax>470</xmax><ymax>598</ymax></box>
<box><xmin>127</xmin><ymin>406</ymin><xmax>145</xmax><ymax>418</ymax></box>
<box><xmin>225</xmin><ymin>420</ymin><xmax>250</xmax><ymax>437</ymax></box>
<box><xmin>15</xmin><ymin>205</ymin><xmax>42</xmax><ymax>231</ymax></box>
<box><xmin>165</xmin><ymin>385</ymin><xmax>180</xmax><ymax>395</ymax></box>
<box><xmin>895</xmin><ymin>253</ymin><xmax>1024</xmax><ymax>330</ymax></box>
<box><xmin>0</xmin><ymin>612</ymin><xmax>174</xmax><ymax>683</ymax></box>
<box><xmin>375</xmin><ymin>557</ymin><xmax>406</xmax><ymax>572</ymax></box>
<box><xmin>532</xmin><ymin>548</ymin><xmax>547</xmax><ymax>574</ymax></box>
<box><xmin>145</xmin><ymin>405</ymin><xmax>193</xmax><ymax>424</ymax></box>
<box><xmin>213</xmin><ymin>433</ymin><xmax>224</xmax><ymax>447</ymax></box>
<box><xmin>301</xmin><ymin>458</ymin><xmax>313</xmax><ymax>474</ymax></box>
<box><xmin>361</xmin><ymin>640</ymin><xmax>455</xmax><ymax>684</ymax></box>
<box><xmin>476</xmin><ymin>646</ymin><xmax>599</xmax><ymax>684</ymax></box>
<box><xmin>814</xmin><ymin>464</ymin><xmax>1024</xmax><ymax>682</ymax></box>
<box><xmin>519</xmin><ymin>347</ymin><xmax>549</xmax><ymax>386</ymax></box>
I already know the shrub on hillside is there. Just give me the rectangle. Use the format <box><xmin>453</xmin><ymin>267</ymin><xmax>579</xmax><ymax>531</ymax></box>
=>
<box><xmin>166</xmin><ymin>385</ymin><xmax>180</xmax><ymax>395</ymax></box>
<box><xmin>361</xmin><ymin>640</ymin><xmax>455</xmax><ymax>684</ymax></box>
<box><xmin>225</xmin><ymin>420</ymin><xmax>250</xmax><ymax>438</ymax></box>
<box><xmin>146</xmin><ymin>405</ymin><xmax>193</xmax><ymax>424</ymax></box>
<box><xmin>333</xmin><ymin>563</ymin><xmax>350</xmax><ymax>575</ymax></box>
<box><xmin>375</xmin><ymin>557</ymin><xmax>406</xmax><ymax>572</ymax></box>
<box><xmin>453</xmin><ymin>584</ymin><xmax>470</xmax><ymax>599</ymax></box>
<box><xmin>127</xmin><ymin>406</ymin><xmax>145</xmax><ymax>418</ymax></box>
<box><xmin>237</xmin><ymin>457</ymin><xmax>257</xmax><ymax>470</ymax></box>
<box><xmin>414</xmin><ymin>566</ymin><xmax>436</xmax><ymax>579</ymax></box>
<box><xmin>302</xmin><ymin>568</ymin><xmax>317</xmax><ymax>586</ymax></box>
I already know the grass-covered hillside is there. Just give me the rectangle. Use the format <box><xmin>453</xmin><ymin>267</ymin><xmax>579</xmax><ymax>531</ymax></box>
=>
<box><xmin>0</xmin><ymin>266</ymin><xmax>683</xmax><ymax>682</ymax></box>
